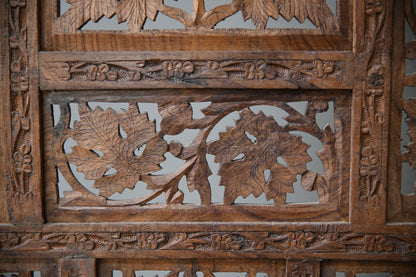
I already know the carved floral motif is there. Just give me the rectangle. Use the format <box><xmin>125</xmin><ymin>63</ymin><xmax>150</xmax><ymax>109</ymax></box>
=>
<box><xmin>55</xmin><ymin>0</ymin><xmax>339</xmax><ymax>32</ymax></box>
<box><xmin>7</xmin><ymin>0</ymin><xmax>41</xmax><ymax>224</ymax></box>
<box><xmin>49</xmin><ymin>59</ymin><xmax>343</xmax><ymax>86</ymax></box>
<box><xmin>0</xmin><ymin>231</ymin><xmax>414</xmax><ymax>255</ymax></box>
<box><xmin>357</xmin><ymin>0</ymin><xmax>388</xmax><ymax>221</ymax></box>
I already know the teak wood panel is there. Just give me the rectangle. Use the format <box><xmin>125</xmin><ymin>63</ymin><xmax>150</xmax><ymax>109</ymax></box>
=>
<box><xmin>1</xmin><ymin>0</ymin><xmax>416</xmax><ymax>276</ymax></box>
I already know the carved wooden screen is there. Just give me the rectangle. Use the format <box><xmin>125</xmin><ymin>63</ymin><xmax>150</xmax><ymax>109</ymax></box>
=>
<box><xmin>0</xmin><ymin>0</ymin><xmax>415</xmax><ymax>276</ymax></box>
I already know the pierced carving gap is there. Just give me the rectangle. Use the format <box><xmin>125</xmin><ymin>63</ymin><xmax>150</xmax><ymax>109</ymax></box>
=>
<box><xmin>213</xmin><ymin>11</ymin><xmax>256</xmax><ymax>29</ymax></box>
<box><xmin>48</xmin><ymin>97</ymin><xmax>345</xmax><ymax>208</ymax></box>
<box><xmin>82</xmin><ymin>16</ymin><xmax>129</xmax><ymax>31</ymax></box>
<box><xmin>355</xmin><ymin>272</ymin><xmax>392</xmax><ymax>277</ymax></box>
<box><xmin>134</xmin><ymin>270</ymin><xmax>172</xmax><ymax>277</ymax></box>
<box><xmin>266</xmin><ymin>17</ymin><xmax>316</xmax><ymax>29</ymax></box>
<box><xmin>143</xmin><ymin>13</ymin><xmax>185</xmax><ymax>30</ymax></box>
<box><xmin>52</xmin><ymin>104</ymin><xmax>61</xmax><ymax>127</ymax></box>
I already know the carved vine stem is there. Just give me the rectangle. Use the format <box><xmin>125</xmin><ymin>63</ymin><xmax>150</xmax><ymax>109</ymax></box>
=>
<box><xmin>358</xmin><ymin>0</ymin><xmax>386</xmax><ymax>199</ymax></box>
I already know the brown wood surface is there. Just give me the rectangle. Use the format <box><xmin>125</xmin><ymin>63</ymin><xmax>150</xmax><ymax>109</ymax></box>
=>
<box><xmin>1</xmin><ymin>0</ymin><xmax>416</xmax><ymax>275</ymax></box>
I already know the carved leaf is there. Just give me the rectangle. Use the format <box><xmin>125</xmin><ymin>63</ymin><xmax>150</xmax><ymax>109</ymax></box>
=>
<box><xmin>232</xmin><ymin>0</ymin><xmax>339</xmax><ymax>32</ymax></box>
<box><xmin>116</xmin><ymin>0</ymin><xmax>163</xmax><ymax>31</ymax></box>
<box><xmin>67</xmin><ymin>104</ymin><xmax>167</xmax><ymax>198</ymax></box>
<box><xmin>208</xmin><ymin>109</ymin><xmax>311</xmax><ymax>204</ymax></box>
<box><xmin>278</xmin><ymin>0</ymin><xmax>339</xmax><ymax>33</ymax></box>
<box><xmin>56</xmin><ymin>0</ymin><xmax>116</xmax><ymax>32</ymax></box>
<box><xmin>233</xmin><ymin>0</ymin><xmax>278</xmax><ymax>29</ymax></box>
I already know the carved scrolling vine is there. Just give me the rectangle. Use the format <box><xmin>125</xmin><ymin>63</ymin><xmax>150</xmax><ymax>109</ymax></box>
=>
<box><xmin>0</xmin><ymin>231</ymin><xmax>414</xmax><ymax>255</ymax></box>
<box><xmin>55</xmin><ymin>0</ymin><xmax>339</xmax><ymax>33</ymax></box>
<box><xmin>357</xmin><ymin>0</ymin><xmax>388</xmax><ymax>221</ymax></box>
<box><xmin>7</xmin><ymin>0</ymin><xmax>41</xmax><ymax>223</ymax></box>
<box><xmin>43</xmin><ymin>59</ymin><xmax>343</xmax><ymax>88</ymax></box>
<box><xmin>52</xmin><ymin>99</ymin><xmax>341</xmax><ymax>207</ymax></box>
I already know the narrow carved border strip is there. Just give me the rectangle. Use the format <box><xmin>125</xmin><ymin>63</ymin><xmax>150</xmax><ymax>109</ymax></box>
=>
<box><xmin>39</xmin><ymin>51</ymin><xmax>353</xmax><ymax>90</ymax></box>
<box><xmin>4</xmin><ymin>0</ymin><xmax>43</xmax><ymax>224</ymax></box>
<box><xmin>0</xmin><ymin>230</ymin><xmax>414</xmax><ymax>260</ymax></box>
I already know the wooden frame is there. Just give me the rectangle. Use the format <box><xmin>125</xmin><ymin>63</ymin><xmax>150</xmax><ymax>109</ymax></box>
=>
<box><xmin>1</xmin><ymin>0</ymin><xmax>415</xmax><ymax>275</ymax></box>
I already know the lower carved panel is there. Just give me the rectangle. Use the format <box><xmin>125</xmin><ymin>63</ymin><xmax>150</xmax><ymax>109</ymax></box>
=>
<box><xmin>43</xmin><ymin>90</ymin><xmax>350</xmax><ymax>222</ymax></box>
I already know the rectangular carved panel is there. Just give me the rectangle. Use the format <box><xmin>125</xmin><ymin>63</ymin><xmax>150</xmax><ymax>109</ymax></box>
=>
<box><xmin>39</xmin><ymin>51</ymin><xmax>354</xmax><ymax>91</ymax></box>
<box><xmin>43</xmin><ymin>89</ymin><xmax>350</xmax><ymax>222</ymax></box>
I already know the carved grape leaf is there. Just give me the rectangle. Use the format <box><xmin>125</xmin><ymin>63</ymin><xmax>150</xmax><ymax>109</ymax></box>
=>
<box><xmin>278</xmin><ymin>0</ymin><xmax>339</xmax><ymax>33</ymax></box>
<box><xmin>116</xmin><ymin>0</ymin><xmax>163</xmax><ymax>32</ymax></box>
<box><xmin>233</xmin><ymin>0</ymin><xmax>278</xmax><ymax>29</ymax></box>
<box><xmin>56</xmin><ymin>0</ymin><xmax>116</xmax><ymax>32</ymax></box>
<box><xmin>57</xmin><ymin>0</ymin><xmax>163</xmax><ymax>32</ymax></box>
<box><xmin>232</xmin><ymin>0</ymin><xmax>339</xmax><ymax>32</ymax></box>
<box><xmin>208</xmin><ymin>109</ymin><xmax>311</xmax><ymax>205</ymax></box>
<box><xmin>67</xmin><ymin>104</ymin><xmax>167</xmax><ymax>198</ymax></box>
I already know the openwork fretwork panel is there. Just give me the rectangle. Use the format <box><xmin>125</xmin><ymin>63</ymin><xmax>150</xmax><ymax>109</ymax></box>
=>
<box><xmin>43</xmin><ymin>90</ymin><xmax>350</xmax><ymax>222</ymax></box>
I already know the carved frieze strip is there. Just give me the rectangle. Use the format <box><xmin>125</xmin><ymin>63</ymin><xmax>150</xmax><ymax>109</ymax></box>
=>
<box><xmin>0</xmin><ymin>230</ymin><xmax>414</xmax><ymax>260</ymax></box>
<box><xmin>5</xmin><ymin>0</ymin><xmax>43</xmax><ymax>224</ymax></box>
<box><xmin>353</xmin><ymin>0</ymin><xmax>392</xmax><ymax>224</ymax></box>
<box><xmin>39</xmin><ymin>51</ymin><xmax>353</xmax><ymax>90</ymax></box>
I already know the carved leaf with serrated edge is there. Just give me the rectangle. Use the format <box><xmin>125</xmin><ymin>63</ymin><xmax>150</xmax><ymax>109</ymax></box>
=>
<box><xmin>57</xmin><ymin>0</ymin><xmax>162</xmax><ymax>32</ymax></box>
<box><xmin>208</xmin><ymin>109</ymin><xmax>311</xmax><ymax>204</ymax></box>
<box><xmin>55</xmin><ymin>0</ymin><xmax>116</xmax><ymax>32</ymax></box>
<box><xmin>232</xmin><ymin>0</ymin><xmax>339</xmax><ymax>32</ymax></box>
<box><xmin>67</xmin><ymin>104</ymin><xmax>167</xmax><ymax>198</ymax></box>
<box><xmin>116</xmin><ymin>0</ymin><xmax>163</xmax><ymax>31</ymax></box>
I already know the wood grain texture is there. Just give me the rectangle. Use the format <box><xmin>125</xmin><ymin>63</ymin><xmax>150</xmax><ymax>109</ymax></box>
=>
<box><xmin>1</xmin><ymin>0</ymin><xmax>415</xmax><ymax>274</ymax></box>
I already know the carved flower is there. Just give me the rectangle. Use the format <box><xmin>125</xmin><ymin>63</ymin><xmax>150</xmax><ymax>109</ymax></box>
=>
<box><xmin>244</xmin><ymin>61</ymin><xmax>275</xmax><ymax>80</ymax></box>
<box><xmin>137</xmin><ymin>233</ymin><xmax>166</xmax><ymax>249</ymax></box>
<box><xmin>66</xmin><ymin>234</ymin><xmax>95</xmax><ymax>250</ymax></box>
<box><xmin>87</xmin><ymin>64</ymin><xmax>117</xmax><ymax>81</ymax></box>
<box><xmin>367</xmin><ymin>65</ymin><xmax>385</xmax><ymax>87</ymax></box>
<box><xmin>13</xmin><ymin>144</ymin><xmax>32</xmax><ymax>174</ymax></box>
<box><xmin>286</xmin><ymin>232</ymin><xmax>314</xmax><ymax>249</ymax></box>
<box><xmin>162</xmin><ymin>61</ymin><xmax>194</xmax><ymax>78</ymax></box>
<box><xmin>359</xmin><ymin>146</ymin><xmax>379</xmax><ymax>177</ymax></box>
<box><xmin>211</xmin><ymin>234</ymin><xmax>241</xmax><ymax>250</ymax></box>
<box><xmin>363</xmin><ymin>235</ymin><xmax>394</xmax><ymax>252</ymax></box>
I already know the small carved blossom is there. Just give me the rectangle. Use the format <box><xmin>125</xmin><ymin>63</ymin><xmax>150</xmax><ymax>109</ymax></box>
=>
<box><xmin>364</xmin><ymin>235</ymin><xmax>394</xmax><ymax>252</ymax></box>
<box><xmin>211</xmin><ymin>234</ymin><xmax>241</xmax><ymax>250</ymax></box>
<box><xmin>66</xmin><ymin>234</ymin><xmax>95</xmax><ymax>250</ymax></box>
<box><xmin>244</xmin><ymin>61</ymin><xmax>275</xmax><ymax>80</ymax></box>
<box><xmin>162</xmin><ymin>61</ymin><xmax>194</xmax><ymax>78</ymax></box>
<box><xmin>359</xmin><ymin>146</ymin><xmax>379</xmax><ymax>178</ymax></box>
<box><xmin>13</xmin><ymin>144</ymin><xmax>32</xmax><ymax>174</ymax></box>
<box><xmin>137</xmin><ymin>233</ymin><xmax>166</xmax><ymax>249</ymax></box>
<box><xmin>286</xmin><ymin>232</ymin><xmax>314</xmax><ymax>249</ymax></box>
<box><xmin>87</xmin><ymin>64</ymin><xmax>117</xmax><ymax>81</ymax></box>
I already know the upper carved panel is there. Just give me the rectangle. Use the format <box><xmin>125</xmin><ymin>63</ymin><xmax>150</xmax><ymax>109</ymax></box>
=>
<box><xmin>55</xmin><ymin>0</ymin><xmax>339</xmax><ymax>33</ymax></box>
